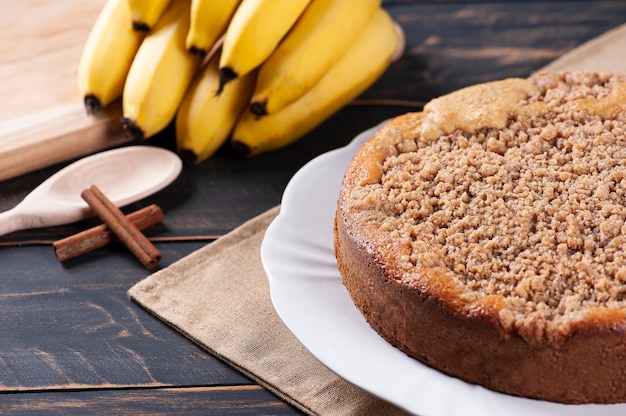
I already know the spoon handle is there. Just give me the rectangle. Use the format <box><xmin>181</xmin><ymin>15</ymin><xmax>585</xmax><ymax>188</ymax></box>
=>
<box><xmin>0</xmin><ymin>208</ymin><xmax>27</xmax><ymax>237</ymax></box>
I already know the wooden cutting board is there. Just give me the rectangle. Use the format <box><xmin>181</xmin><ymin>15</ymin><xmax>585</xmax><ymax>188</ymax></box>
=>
<box><xmin>0</xmin><ymin>2</ymin><xmax>625</xmax><ymax>182</ymax></box>
<box><xmin>540</xmin><ymin>23</ymin><xmax>626</xmax><ymax>74</ymax></box>
<box><xmin>0</xmin><ymin>0</ymin><xmax>130</xmax><ymax>181</ymax></box>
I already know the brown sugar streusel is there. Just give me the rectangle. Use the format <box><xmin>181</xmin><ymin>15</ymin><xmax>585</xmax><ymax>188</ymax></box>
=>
<box><xmin>348</xmin><ymin>71</ymin><xmax>626</xmax><ymax>345</ymax></box>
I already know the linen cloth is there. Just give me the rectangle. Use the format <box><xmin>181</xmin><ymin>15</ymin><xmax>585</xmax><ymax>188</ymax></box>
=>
<box><xmin>129</xmin><ymin>206</ymin><xmax>410</xmax><ymax>415</ymax></box>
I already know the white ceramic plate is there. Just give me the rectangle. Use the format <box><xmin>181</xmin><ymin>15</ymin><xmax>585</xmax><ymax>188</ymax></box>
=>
<box><xmin>261</xmin><ymin>121</ymin><xmax>625</xmax><ymax>416</ymax></box>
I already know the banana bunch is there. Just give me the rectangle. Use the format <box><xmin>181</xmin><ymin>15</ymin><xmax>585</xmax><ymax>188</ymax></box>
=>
<box><xmin>78</xmin><ymin>0</ymin><xmax>405</xmax><ymax>161</ymax></box>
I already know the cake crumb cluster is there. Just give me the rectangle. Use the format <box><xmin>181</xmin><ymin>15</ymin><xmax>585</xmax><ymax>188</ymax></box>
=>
<box><xmin>351</xmin><ymin>72</ymin><xmax>626</xmax><ymax>344</ymax></box>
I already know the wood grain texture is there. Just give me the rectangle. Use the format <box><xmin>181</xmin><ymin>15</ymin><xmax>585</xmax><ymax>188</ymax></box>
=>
<box><xmin>0</xmin><ymin>0</ymin><xmax>130</xmax><ymax>181</ymax></box>
<box><xmin>0</xmin><ymin>243</ymin><xmax>251</xmax><ymax>388</ymax></box>
<box><xmin>0</xmin><ymin>0</ymin><xmax>104</xmax><ymax>122</ymax></box>
<box><xmin>0</xmin><ymin>386</ymin><xmax>296</xmax><ymax>415</ymax></box>
<box><xmin>0</xmin><ymin>1</ymin><xmax>625</xmax><ymax>414</ymax></box>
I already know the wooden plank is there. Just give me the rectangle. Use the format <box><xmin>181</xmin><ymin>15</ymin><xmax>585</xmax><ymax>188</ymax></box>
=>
<box><xmin>376</xmin><ymin>1</ymin><xmax>626</xmax><ymax>102</ymax></box>
<box><xmin>0</xmin><ymin>386</ymin><xmax>298</xmax><ymax>415</ymax></box>
<box><xmin>0</xmin><ymin>243</ymin><xmax>253</xmax><ymax>389</ymax></box>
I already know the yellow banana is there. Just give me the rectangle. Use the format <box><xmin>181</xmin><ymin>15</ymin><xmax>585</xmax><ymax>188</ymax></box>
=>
<box><xmin>122</xmin><ymin>0</ymin><xmax>201</xmax><ymax>140</ymax></box>
<box><xmin>77</xmin><ymin>0</ymin><xmax>144</xmax><ymax>114</ymax></box>
<box><xmin>176</xmin><ymin>50</ymin><xmax>257</xmax><ymax>163</ymax></box>
<box><xmin>126</xmin><ymin>0</ymin><xmax>173</xmax><ymax>31</ymax></box>
<box><xmin>186</xmin><ymin>0</ymin><xmax>242</xmax><ymax>57</ymax></box>
<box><xmin>249</xmin><ymin>0</ymin><xmax>381</xmax><ymax>116</ymax></box>
<box><xmin>230</xmin><ymin>9</ymin><xmax>402</xmax><ymax>157</ymax></box>
<box><xmin>217</xmin><ymin>0</ymin><xmax>313</xmax><ymax>93</ymax></box>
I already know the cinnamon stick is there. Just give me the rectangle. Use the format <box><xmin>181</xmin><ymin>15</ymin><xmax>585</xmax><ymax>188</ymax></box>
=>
<box><xmin>53</xmin><ymin>204</ymin><xmax>163</xmax><ymax>262</ymax></box>
<box><xmin>81</xmin><ymin>185</ymin><xmax>162</xmax><ymax>269</ymax></box>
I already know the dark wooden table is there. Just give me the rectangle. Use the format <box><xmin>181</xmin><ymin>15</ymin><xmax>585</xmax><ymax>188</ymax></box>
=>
<box><xmin>0</xmin><ymin>1</ymin><xmax>624</xmax><ymax>414</ymax></box>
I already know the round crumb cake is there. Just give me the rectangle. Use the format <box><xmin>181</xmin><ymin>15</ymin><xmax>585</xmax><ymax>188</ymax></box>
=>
<box><xmin>334</xmin><ymin>71</ymin><xmax>626</xmax><ymax>404</ymax></box>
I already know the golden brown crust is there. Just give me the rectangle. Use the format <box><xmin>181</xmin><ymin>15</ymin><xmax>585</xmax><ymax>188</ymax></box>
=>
<box><xmin>334</xmin><ymin>71</ymin><xmax>626</xmax><ymax>404</ymax></box>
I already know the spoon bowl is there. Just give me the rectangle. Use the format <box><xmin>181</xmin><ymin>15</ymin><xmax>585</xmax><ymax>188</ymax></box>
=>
<box><xmin>0</xmin><ymin>146</ymin><xmax>182</xmax><ymax>236</ymax></box>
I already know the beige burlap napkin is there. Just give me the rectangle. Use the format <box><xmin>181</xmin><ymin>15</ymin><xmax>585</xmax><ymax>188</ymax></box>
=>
<box><xmin>128</xmin><ymin>206</ymin><xmax>410</xmax><ymax>416</ymax></box>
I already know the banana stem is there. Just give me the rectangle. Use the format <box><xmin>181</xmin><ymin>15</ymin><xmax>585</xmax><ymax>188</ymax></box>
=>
<box><xmin>217</xmin><ymin>67</ymin><xmax>238</xmax><ymax>95</ymax></box>
<box><xmin>84</xmin><ymin>95</ymin><xmax>103</xmax><ymax>115</ymax></box>
<box><xmin>120</xmin><ymin>118</ymin><xmax>145</xmax><ymax>140</ymax></box>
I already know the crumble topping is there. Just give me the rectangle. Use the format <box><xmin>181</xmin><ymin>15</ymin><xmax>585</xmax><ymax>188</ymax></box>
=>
<box><xmin>349</xmin><ymin>71</ymin><xmax>626</xmax><ymax>344</ymax></box>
